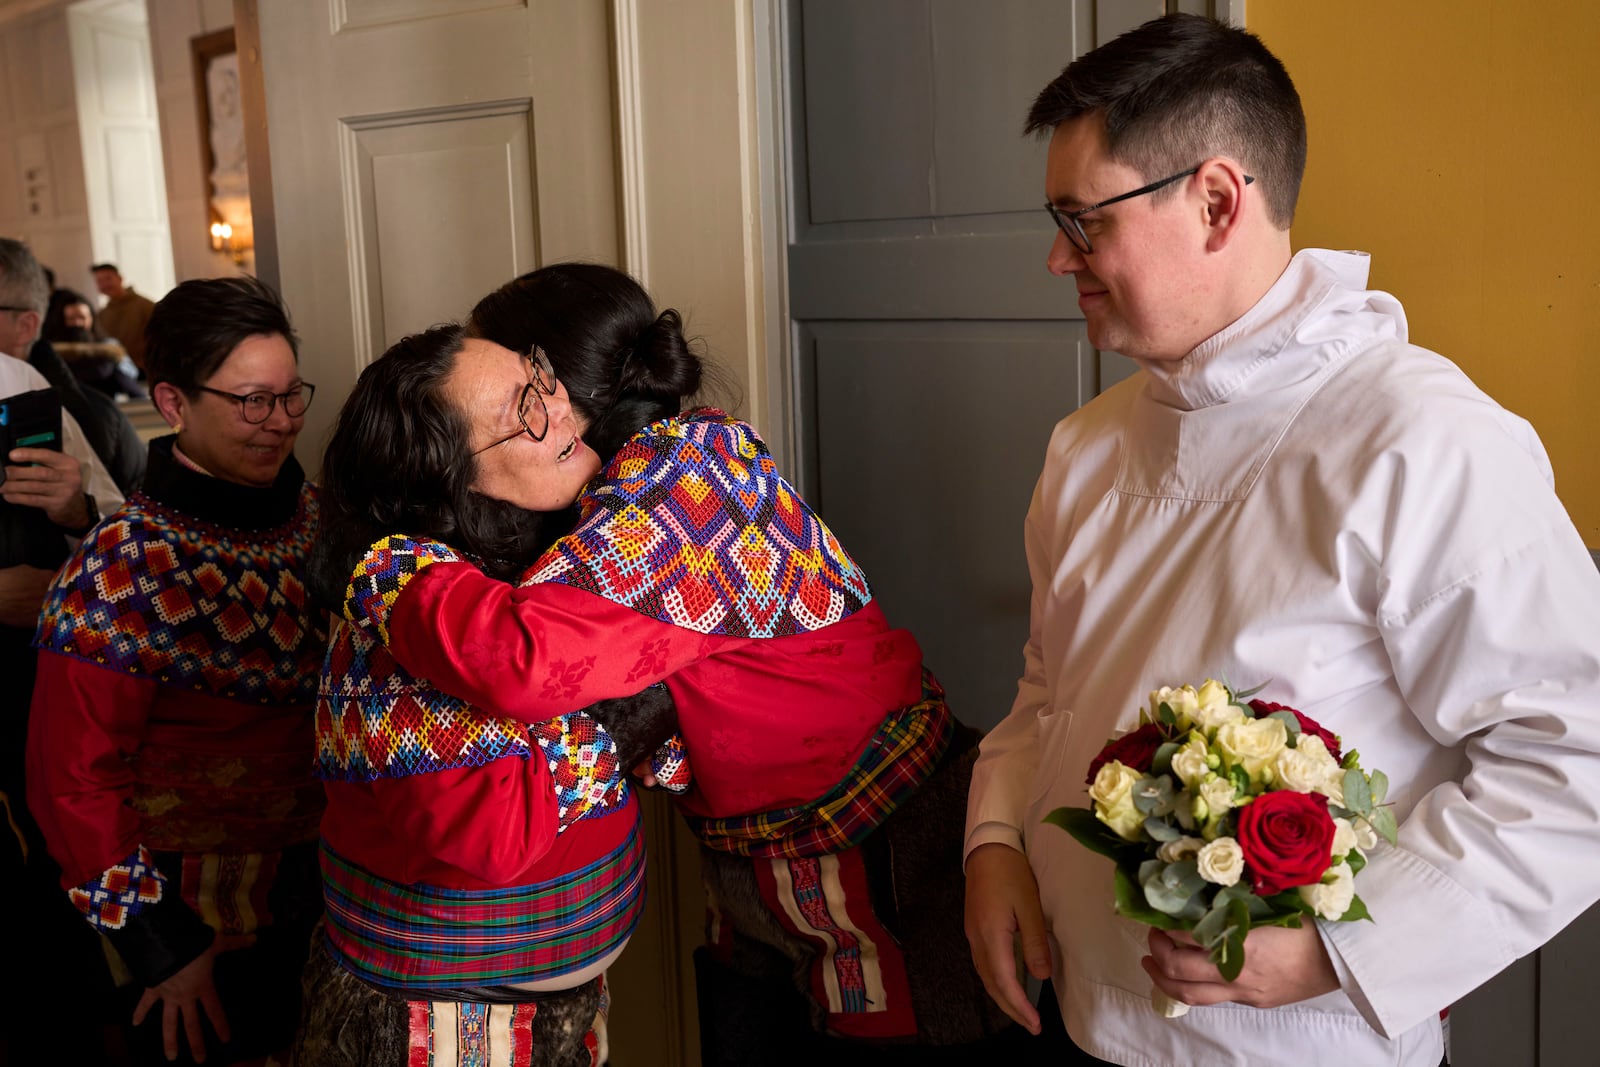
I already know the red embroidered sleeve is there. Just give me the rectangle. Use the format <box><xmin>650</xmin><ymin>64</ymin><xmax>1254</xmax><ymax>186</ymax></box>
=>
<box><xmin>388</xmin><ymin>563</ymin><xmax>714</xmax><ymax>721</ymax></box>
<box><xmin>27</xmin><ymin>651</ymin><xmax>159</xmax><ymax>887</ymax></box>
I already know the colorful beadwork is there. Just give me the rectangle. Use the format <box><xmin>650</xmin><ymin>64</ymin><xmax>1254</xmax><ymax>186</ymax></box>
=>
<box><xmin>648</xmin><ymin>735</ymin><xmax>691</xmax><ymax>794</ymax></box>
<box><xmin>343</xmin><ymin>535</ymin><xmax>463</xmax><ymax>642</ymax></box>
<box><xmin>526</xmin><ymin>410</ymin><xmax>873</xmax><ymax>637</ymax></box>
<box><xmin>34</xmin><ymin>488</ymin><xmax>324</xmax><ymax>704</ymax></box>
<box><xmin>406</xmin><ymin>999</ymin><xmax>540</xmax><ymax>1066</ymax></box>
<box><xmin>69</xmin><ymin>844</ymin><xmax>166</xmax><ymax>931</ymax></box>
<box><xmin>317</xmin><ymin>622</ymin><xmax>628</xmax><ymax>828</ymax></box>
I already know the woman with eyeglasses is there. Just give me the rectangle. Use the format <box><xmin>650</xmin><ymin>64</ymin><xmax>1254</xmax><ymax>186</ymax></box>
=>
<box><xmin>305</xmin><ymin>262</ymin><xmax>1016</xmax><ymax>1066</ymax></box>
<box><xmin>27</xmin><ymin>275</ymin><xmax>327</xmax><ymax>1067</ymax></box>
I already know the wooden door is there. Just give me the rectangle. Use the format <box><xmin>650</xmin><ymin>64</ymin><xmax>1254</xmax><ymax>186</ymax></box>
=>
<box><xmin>249</xmin><ymin>4</ymin><xmax>694</xmax><ymax>1061</ymax></box>
<box><xmin>67</xmin><ymin>0</ymin><xmax>175</xmax><ymax>298</ymax></box>
<box><xmin>783</xmin><ymin>0</ymin><xmax>1180</xmax><ymax>731</ymax></box>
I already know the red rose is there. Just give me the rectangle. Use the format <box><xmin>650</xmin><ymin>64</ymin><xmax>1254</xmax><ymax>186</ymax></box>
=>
<box><xmin>1084</xmin><ymin>722</ymin><xmax>1167</xmax><ymax>785</ymax></box>
<box><xmin>1235</xmin><ymin>789</ymin><xmax>1336</xmax><ymax>896</ymax></box>
<box><xmin>1250</xmin><ymin>700</ymin><xmax>1342</xmax><ymax>763</ymax></box>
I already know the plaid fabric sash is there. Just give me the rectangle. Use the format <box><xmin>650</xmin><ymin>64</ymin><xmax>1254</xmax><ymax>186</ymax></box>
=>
<box><xmin>686</xmin><ymin>670</ymin><xmax>954</xmax><ymax>858</ymax></box>
<box><xmin>319</xmin><ymin>813</ymin><xmax>646</xmax><ymax>991</ymax></box>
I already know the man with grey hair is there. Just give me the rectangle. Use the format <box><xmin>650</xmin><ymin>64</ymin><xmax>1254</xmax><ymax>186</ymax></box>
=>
<box><xmin>0</xmin><ymin>235</ymin><xmax>123</xmax><ymax>782</ymax></box>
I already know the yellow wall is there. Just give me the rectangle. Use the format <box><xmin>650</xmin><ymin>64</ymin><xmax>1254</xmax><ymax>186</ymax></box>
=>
<box><xmin>1249</xmin><ymin>2</ymin><xmax>1600</xmax><ymax>545</ymax></box>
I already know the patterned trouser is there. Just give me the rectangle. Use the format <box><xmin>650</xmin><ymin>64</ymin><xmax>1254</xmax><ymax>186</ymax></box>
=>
<box><xmin>294</xmin><ymin>928</ymin><xmax>608</xmax><ymax>1067</ymax></box>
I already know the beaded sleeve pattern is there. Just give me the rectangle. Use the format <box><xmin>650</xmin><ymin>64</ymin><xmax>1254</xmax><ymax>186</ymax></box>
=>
<box><xmin>34</xmin><ymin>485</ymin><xmax>325</xmax><ymax>704</ymax></box>
<box><xmin>526</xmin><ymin>410</ymin><xmax>872</xmax><ymax>637</ymax></box>
<box><xmin>342</xmin><ymin>535</ymin><xmax>463</xmax><ymax>642</ymax></box>
<box><xmin>69</xmin><ymin>844</ymin><xmax>167</xmax><ymax>931</ymax></box>
<box><xmin>316</xmin><ymin>621</ymin><xmax>628</xmax><ymax>828</ymax></box>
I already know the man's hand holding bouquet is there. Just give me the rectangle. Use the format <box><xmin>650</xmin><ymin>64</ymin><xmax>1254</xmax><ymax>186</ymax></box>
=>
<box><xmin>1048</xmin><ymin>679</ymin><xmax>1396</xmax><ymax>1017</ymax></box>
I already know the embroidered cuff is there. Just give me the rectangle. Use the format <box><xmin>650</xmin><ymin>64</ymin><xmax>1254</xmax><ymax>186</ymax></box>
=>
<box><xmin>342</xmin><ymin>534</ymin><xmax>464</xmax><ymax>643</ymax></box>
<box><xmin>70</xmin><ymin>845</ymin><xmax>215</xmax><ymax>987</ymax></box>
<box><xmin>68</xmin><ymin>844</ymin><xmax>167</xmax><ymax>932</ymax></box>
<box><xmin>649</xmin><ymin>735</ymin><xmax>692</xmax><ymax>794</ymax></box>
<box><xmin>530</xmin><ymin>714</ymin><xmax>626</xmax><ymax>830</ymax></box>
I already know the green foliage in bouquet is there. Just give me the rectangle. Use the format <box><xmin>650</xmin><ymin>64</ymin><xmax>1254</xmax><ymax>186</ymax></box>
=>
<box><xmin>1046</xmin><ymin>680</ymin><xmax>1397</xmax><ymax>982</ymax></box>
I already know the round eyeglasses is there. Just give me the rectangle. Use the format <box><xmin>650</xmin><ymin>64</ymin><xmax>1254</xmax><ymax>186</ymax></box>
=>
<box><xmin>194</xmin><ymin>382</ymin><xmax>315</xmax><ymax>424</ymax></box>
<box><xmin>471</xmin><ymin>348</ymin><xmax>558</xmax><ymax>455</ymax></box>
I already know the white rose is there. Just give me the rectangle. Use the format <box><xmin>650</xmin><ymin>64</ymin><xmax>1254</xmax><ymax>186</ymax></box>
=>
<box><xmin>1170</xmin><ymin>735</ymin><xmax>1211</xmax><ymax>789</ymax></box>
<box><xmin>1198</xmin><ymin>777</ymin><xmax>1237</xmax><ymax>820</ymax></box>
<box><xmin>1191</xmin><ymin>679</ymin><xmax>1247</xmax><ymax>732</ymax></box>
<box><xmin>1216</xmin><ymin>717</ymin><xmax>1289</xmax><ymax>782</ymax></box>
<box><xmin>1196</xmin><ymin>836</ymin><xmax>1245</xmax><ymax>886</ymax></box>
<box><xmin>1156</xmin><ymin>835</ymin><xmax>1207</xmax><ymax>864</ymax></box>
<box><xmin>1089</xmin><ymin>761</ymin><xmax>1146</xmax><ymax>841</ymax></box>
<box><xmin>1276</xmin><ymin>742</ymin><xmax>1336</xmax><ymax>795</ymax></box>
<box><xmin>1351</xmin><ymin>818</ymin><xmax>1379</xmax><ymax>851</ymax></box>
<box><xmin>1290</xmin><ymin>735</ymin><xmax>1347</xmax><ymax>804</ymax></box>
<box><xmin>1299</xmin><ymin>863</ymin><xmax>1356</xmax><ymax>921</ymax></box>
<box><xmin>1330</xmin><ymin>817</ymin><xmax>1359</xmax><ymax>859</ymax></box>
<box><xmin>1150</xmin><ymin>685</ymin><xmax>1201</xmax><ymax>730</ymax></box>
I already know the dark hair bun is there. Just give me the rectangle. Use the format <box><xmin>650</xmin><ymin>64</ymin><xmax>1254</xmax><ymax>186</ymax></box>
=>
<box><xmin>627</xmin><ymin>308</ymin><xmax>701</xmax><ymax>401</ymax></box>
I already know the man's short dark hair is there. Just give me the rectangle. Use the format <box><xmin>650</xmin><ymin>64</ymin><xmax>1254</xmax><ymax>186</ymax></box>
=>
<box><xmin>1026</xmin><ymin>13</ymin><xmax>1306</xmax><ymax>228</ymax></box>
<box><xmin>144</xmin><ymin>275</ymin><xmax>299</xmax><ymax>392</ymax></box>
<box><xmin>90</xmin><ymin>263</ymin><xmax>120</xmax><ymax>275</ymax></box>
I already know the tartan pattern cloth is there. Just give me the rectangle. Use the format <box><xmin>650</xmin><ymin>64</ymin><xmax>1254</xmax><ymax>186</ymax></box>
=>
<box><xmin>525</xmin><ymin>410</ymin><xmax>873</xmax><ymax>637</ymax></box>
<box><xmin>316</xmin><ymin>622</ymin><xmax>627</xmax><ymax>830</ymax></box>
<box><xmin>34</xmin><ymin>486</ymin><xmax>325</xmax><ymax>703</ymax></box>
<box><xmin>343</xmin><ymin>535</ymin><xmax>464</xmax><ymax>643</ymax></box>
<box><xmin>69</xmin><ymin>844</ymin><xmax>167</xmax><ymax>931</ymax></box>
<box><xmin>319</xmin><ymin>820</ymin><xmax>647</xmax><ymax>990</ymax></box>
<box><xmin>686</xmin><ymin>670</ymin><xmax>954</xmax><ymax>858</ymax></box>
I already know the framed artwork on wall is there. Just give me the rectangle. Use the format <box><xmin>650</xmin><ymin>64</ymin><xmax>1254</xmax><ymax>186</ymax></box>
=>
<box><xmin>190</xmin><ymin>26</ymin><xmax>251</xmax><ymax>260</ymax></box>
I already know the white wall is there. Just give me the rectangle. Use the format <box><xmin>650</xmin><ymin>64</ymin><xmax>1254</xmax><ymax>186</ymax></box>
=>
<box><xmin>0</xmin><ymin>2</ymin><xmax>95</xmax><ymax>296</ymax></box>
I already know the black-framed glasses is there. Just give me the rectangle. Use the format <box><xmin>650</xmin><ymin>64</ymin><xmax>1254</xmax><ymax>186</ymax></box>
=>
<box><xmin>471</xmin><ymin>348</ymin><xmax>558</xmax><ymax>455</ymax></box>
<box><xmin>195</xmin><ymin>382</ymin><xmax>316</xmax><ymax>424</ymax></box>
<box><xmin>1045</xmin><ymin>167</ymin><xmax>1254</xmax><ymax>254</ymax></box>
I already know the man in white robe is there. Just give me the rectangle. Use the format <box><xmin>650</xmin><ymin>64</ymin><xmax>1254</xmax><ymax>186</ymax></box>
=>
<box><xmin>963</xmin><ymin>14</ymin><xmax>1600</xmax><ymax>1066</ymax></box>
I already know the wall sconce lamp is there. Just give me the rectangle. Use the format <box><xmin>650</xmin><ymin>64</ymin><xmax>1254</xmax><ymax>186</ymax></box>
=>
<box><xmin>209</xmin><ymin>220</ymin><xmax>248</xmax><ymax>266</ymax></box>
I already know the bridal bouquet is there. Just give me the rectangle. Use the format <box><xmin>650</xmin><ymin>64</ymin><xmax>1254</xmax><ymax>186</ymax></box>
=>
<box><xmin>1047</xmin><ymin>679</ymin><xmax>1396</xmax><ymax>1017</ymax></box>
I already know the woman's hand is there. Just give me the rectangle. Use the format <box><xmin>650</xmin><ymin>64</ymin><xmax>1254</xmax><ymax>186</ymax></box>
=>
<box><xmin>132</xmin><ymin>933</ymin><xmax>255</xmax><ymax>1063</ymax></box>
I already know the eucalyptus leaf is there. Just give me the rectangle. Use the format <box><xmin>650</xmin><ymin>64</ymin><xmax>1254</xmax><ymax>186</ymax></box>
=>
<box><xmin>1158</xmin><ymin>701</ymin><xmax>1177</xmax><ymax>726</ymax></box>
<box><xmin>1140</xmin><ymin>859</ymin><xmax>1166</xmax><ymax>886</ymax></box>
<box><xmin>1161</xmin><ymin>859</ymin><xmax>1208</xmax><ymax>900</ymax></box>
<box><xmin>1114</xmin><ymin>865</ymin><xmax>1182</xmax><ymax>929</ymax></box>
<box><xmin>1342</xmin><ymin>769</ymin><xmax>1373</xmax><ymax>814</ymax></box>
<box><xmin>1144</xmin><ymin>861</ymin><xmax>1207</xmax><ymax>918</ymax></box>
<box><xmin>1233</xmin><ymin>680</ymin><xmax>1269</xmax><ymax>701</ymax></box>
<box><xmin>1193</xmin><ymin>896</ymin><xmax>1239</xmax><ymax>950</ymax></box>
<box><xmin>1133</xmin><ymin>775</ymin><xmax>1177</xmax><ymax>816</ymax></box>
<box><xmin>1266</xmin><ymin>710</ymin><xmax>1302</xmax><ymax>740</ymax></box>
<box><xmin>1144</xmin><ymin>816</ymin><xmax>1181</xmax><ymax>842</ymax></box>
<box><xmin>1345</xmin><ymin>850</ymin><xmax>1367</xmax><ymax>876</ymax></box>
<box><xmin>1369</xmin><ymin>769</ymin><xmax>1389</xmax><ymax>806</ymax></box>
<box><xmin>1213</xmin><ymin>897</ymin><xmax>1253</xmax><ymax>982</ymax></box>
<box><xmin>1369</xmin><ymin>805</ymin><xmax>1399</xmax><ymax>845</ymax></box>
<box><xmin>1152</xmin><ymin>741</ymin><xmax>1181</xmax><ymax>777</ymax></box>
